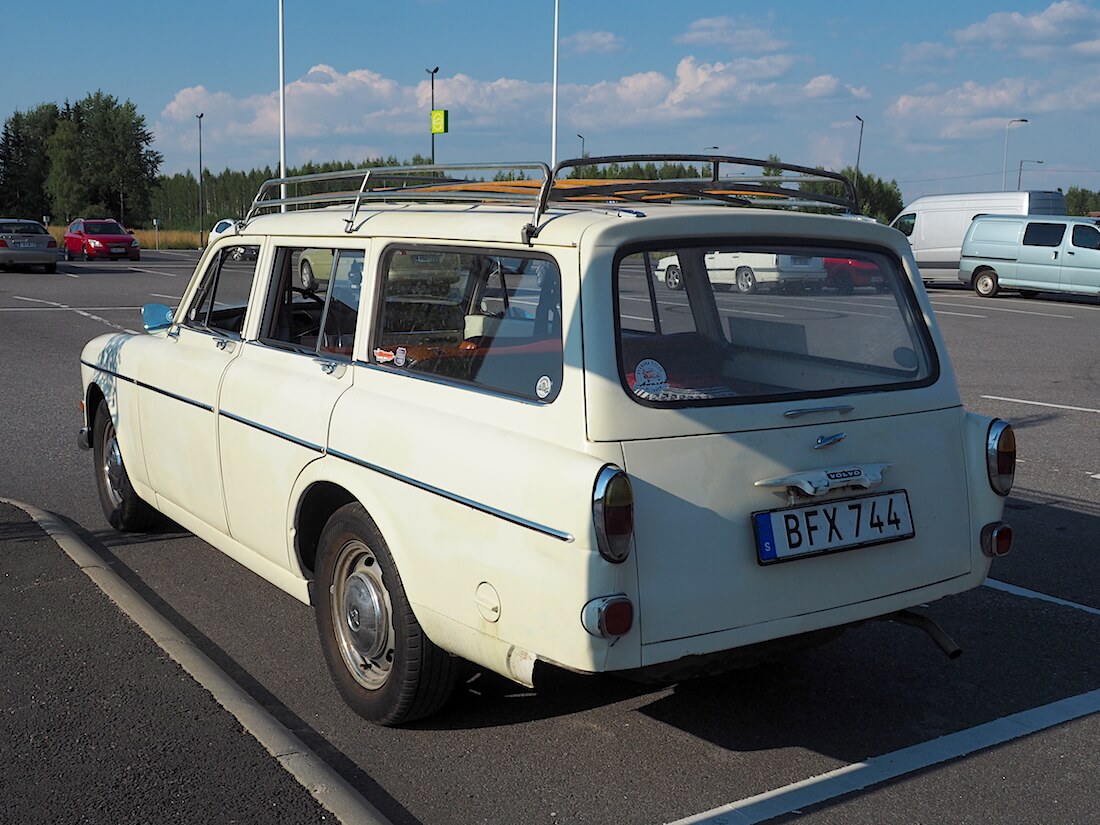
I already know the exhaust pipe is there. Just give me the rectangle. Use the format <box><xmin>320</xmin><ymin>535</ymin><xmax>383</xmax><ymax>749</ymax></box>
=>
<box><xmin>887</xmin><ymin>610</ymin><xmax>962</xmax><ymax>659</ymax></box>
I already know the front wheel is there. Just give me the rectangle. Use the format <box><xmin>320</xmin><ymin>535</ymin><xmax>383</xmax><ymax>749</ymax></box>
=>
<box><xmin>973</xmin><ymin>270</ymin><xmax>1000</xmax><ymax>298</ymax></box>
<box><xmin>663</xmin><ymin>265</ymin><xmax>683</xmax><ymax>291</ymax></box>
<box><xmin>315</xmin><ymin>503</ymin><xmax>461</xmax><ymax>725</ymax></box>
<box><xmin>735</xmin><ymin>266</ymin><xmax>757</xmax><ymax>294</ymax></box>
<box><xmin>93</xmin><ymin>401</ymin><xmax>156</xmax><ymax>531</ymax></box>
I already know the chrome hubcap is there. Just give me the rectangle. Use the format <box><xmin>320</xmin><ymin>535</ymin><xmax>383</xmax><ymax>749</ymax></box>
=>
<box><xmin>102</xmin><ymin>427</ymin><xmax>124</xmax><ymax>508</ymax></box>
<box><xmin>331</xmin><ymin>540</ymin><xmax>394</xmax><ymax>690</ymax></box>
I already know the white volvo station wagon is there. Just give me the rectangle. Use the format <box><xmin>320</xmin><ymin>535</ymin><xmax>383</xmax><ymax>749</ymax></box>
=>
<box><xmin>79</xmin><ymin>155</ymin><xmax>1016</xmax><ymax>725</ymax></box>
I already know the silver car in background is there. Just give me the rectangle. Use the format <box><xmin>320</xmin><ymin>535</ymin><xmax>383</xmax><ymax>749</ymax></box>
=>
<box><xmin>0</xmin><ymin>219</ymin><xmax>58</xmax><ymax>273</ymax></box>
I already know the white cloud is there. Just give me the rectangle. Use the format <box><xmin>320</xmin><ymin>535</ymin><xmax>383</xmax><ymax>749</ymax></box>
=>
<box><xmin>803</xmin><ymin>75</ymin><xmax>840</xmax><ymax>99</ymax></box>
<box><xmin>563</xmin><ymin>31</ymin><xmax>624</xmax><ymax>55</ymax></box>
<box><xmin>675</xmin><ymin>17</ymin><xmax>786</xmax><ymax>52</ymax></box>
<box><xmin>896</xmin><ymin>42</ymin><xmax>957</xmax><ymax>74</ymax></box>
<box><xmin>954</xmin><ymin>1</ymin><xmax>1100</xmax><ymax>58</ymax></box>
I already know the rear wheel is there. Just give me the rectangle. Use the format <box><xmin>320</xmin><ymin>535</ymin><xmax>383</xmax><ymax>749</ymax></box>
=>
<box><xmin>663</xmin><ymin>265</ymin><xmax>683</xmax><ymax>291</ymax></box>
<box><xmin>735</xmin><ymin>266</ymin><xmax>757</xmax><ymax>294</ymax></box>
<box><xmin>93</xmin><ymin>401</ymin><xmax>156</xmax><ymax>531</ymax></box>
<box><xmin>44</xmin><ymin>262</ymin><xmax>57</xmax><ymax>274</ymax></box>
<box><xmin>973</xmin><ymin>269</ymin><xmax>1000</xmax><ymax>298</ymax></box>
<box><xmin>315</xmin><ymin>503</ymin><xmax>461</xmax><ymax>725</ymax></box>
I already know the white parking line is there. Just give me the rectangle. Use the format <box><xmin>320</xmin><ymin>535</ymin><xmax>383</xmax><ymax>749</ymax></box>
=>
<box><xmin>930</xmin><ymin>301</ymin><xmax>1073</xmax><ymax>319</ymax></box>
<box><xmin>671</xmin><ymin>579</ymin><xmax>1100</xmax><ymax>824</ymax></box>
<box><xmin>980</xmin><ymin>395</ymin><xmax>1100</xmax><ymax>414</ymax></box>
<box><xmin>669</xmin><ymin>688</ymin><xmax>1100</xmax><ymax>825</ymax></box>
<box><xmin>9</xmin><ymin>296</ymin><xmax>140</xmax><ymax>334</ymax></box>
<box><xmin>128</xmin><ymin>266</ymin><xmax>179</xmax><ymax>277</ymax></box>
<box><xmin>931</xmin><ymin>310</ymin><xmax>985</xmax><ymax>318</ymax></box>
<box><xmin>984</xmin><ymin>579</ymin><xmax>1100</xmax><ymax>617</ymax></box>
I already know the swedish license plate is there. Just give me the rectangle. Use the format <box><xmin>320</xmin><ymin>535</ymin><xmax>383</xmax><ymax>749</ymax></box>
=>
<box><xmin>753</xmin><ymin>489</ymin><xmax>914</xmax><ymax>565</ymax></box>
<box><xmin>110</xmin><ymin>246</ymin><xmax>125</xmax><ymax>253</ymax></box>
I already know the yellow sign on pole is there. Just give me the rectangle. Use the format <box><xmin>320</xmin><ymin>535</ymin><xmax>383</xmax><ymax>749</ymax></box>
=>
<box><xmin>431</xmin><ymin>109</ymin><xmax>449</xmax><ymax>135</ymax></box>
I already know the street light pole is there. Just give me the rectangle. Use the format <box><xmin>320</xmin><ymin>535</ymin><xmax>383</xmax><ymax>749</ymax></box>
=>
<box><xmin>196</xmin><ymin>113</ymin><xmax>204</xmax><ymax>249</ymax></box>
<box><xmin>426</xmin><ymin>66</ymin><xmax>439</xmax><ymax>163</ymax></box>
<box><xmin>1017</xmin><ymin>159</ymin><xmax>1043</xmax><ymax>190</ymax></box>
<box><xmin>551</xmin><ymin>0</ymin><xmax>559</xmax><ymax>167</ymax></box>
<box><xmin>577</xmin><ymin>134</ymin><xmax>584</xmax><ymax>157</ymax></box>
<box><xmin>854</xmin><ymin>115</ymin><xmax>864</xmax><ymax>185</ymax></box>
<box><xmin>1002</xmin><ymin>118</ymin><xmax>1028</xmax><ymax>191</ymax></box>
<box><xmin>279</xmin><ymin>0</ymin><xmax>287</xmax><ymax>207</ymax></box>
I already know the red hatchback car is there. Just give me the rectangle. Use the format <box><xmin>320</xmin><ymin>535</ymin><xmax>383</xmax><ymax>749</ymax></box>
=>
<box><xmin>63</xmin><ymin>218</ymin><xmax>141</xmax><ymax>262</ymax></box>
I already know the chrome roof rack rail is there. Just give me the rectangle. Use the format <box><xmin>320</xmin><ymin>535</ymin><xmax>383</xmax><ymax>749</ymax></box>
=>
<box><xmin>242</xmin><ymin>162</ymin><xmax>551</xmax><ymax>232</ymax></box>
<box><xmin>522</xmin><ymin>153</ymin><xmax>859</xmax><ymax>244</ymax></box>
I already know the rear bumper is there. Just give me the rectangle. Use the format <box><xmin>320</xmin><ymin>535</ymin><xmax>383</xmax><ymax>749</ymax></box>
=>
<box><xmin>0</xmin><ymin>251</ymin><xmax>57</xmax><ymax>267</ymax></box>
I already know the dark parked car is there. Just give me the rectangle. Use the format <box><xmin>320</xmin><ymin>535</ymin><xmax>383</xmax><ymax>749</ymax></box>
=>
<box><xmin>0</xmin><ymin>219</ymin><xmax>58</xmax><ymax>272</ymax></box>
<box><xmin>63</xmin><ymin>218</ymin><xmax>141</xmax><ymax>261</ymax></box>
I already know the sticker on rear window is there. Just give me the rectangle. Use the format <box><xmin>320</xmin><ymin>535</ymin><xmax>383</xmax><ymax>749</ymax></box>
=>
<box><xmin>536</xmin><ymin>375</ymin><xmax>553</xmax><ymax>399</ymax></box>
<box><xmin>634</xmin><ymin>359</ymin><xmax>668</xmax><ymax>394</ymax></box>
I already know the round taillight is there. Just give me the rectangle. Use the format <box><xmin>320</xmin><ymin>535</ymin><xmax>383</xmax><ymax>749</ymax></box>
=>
<box><xmin>593</xmin><ymin>466</ymin><xmax>633</xmax><ymax>564</ymax></box>
<box><xmin>986</xmin><ymin>420</ymin><xmax>1016</xmax><ymax>496</ymax></box>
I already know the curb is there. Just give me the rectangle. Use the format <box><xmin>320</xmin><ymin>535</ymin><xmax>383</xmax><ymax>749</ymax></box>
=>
<box><xmin>2</xmin><ymin>497</ymin><xmax>391</xmax><ymax>825</ymax></box>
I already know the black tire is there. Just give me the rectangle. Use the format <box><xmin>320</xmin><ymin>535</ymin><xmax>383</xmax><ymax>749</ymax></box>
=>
<box><xmin>832</xmin><ymin>268</ymin><xmax>854</xmax><ymax>295</ymax></box>
<box><xmin>663</xmin><ymin>265</ymin><xmax>683</xmax><ymax>291</ymax></box>
<box><xmin>315</xmin><ymin>503</ymin><xmax>461</xmax><ymax>725</ymax></box>
<box><xmin>82</xmin><ymin>246</ymin><xmax>91</xmax><ymax>262</ymax></box>
<box><xmin>93</xmin><ymin>401</ymin><xmax>157</xmax><ymax>531</ymax></box>
<box><xmin>44</xmin><ymin>262</ymin><xmax>57</xmax><ymax>274</ymax></box>
<box><xmin>735</xmin><ymin>266</ymin><xmax>757</xmax><ymax>294</ymax></box>
<box><xmin>973</xmin><ymin>269</ymin><xmax>1000</xmax><ymax>298</ymax></box>
<box><xmin>65</xmin><ymin>247</ymin><xmax>74</xmax><ymax>262</ymax></box>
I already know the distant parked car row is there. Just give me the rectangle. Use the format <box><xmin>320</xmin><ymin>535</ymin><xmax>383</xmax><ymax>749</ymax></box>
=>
<box><xmin>0</xmin><ymin>217</ymin><xmax>143</xmax><ymax>273</ymax></box>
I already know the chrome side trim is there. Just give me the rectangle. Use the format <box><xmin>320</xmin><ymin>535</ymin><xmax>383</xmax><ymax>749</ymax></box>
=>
<box><xmin>327</xmin><ymin>448</ymin><xmax>575</xmax><ymax>543</ymax></box>
<box><xmin>218</xmin><ymin>410</ymin><xmax>324</xmax><ymax>453</ymax></box>
<box><xmin>82</xmin><ymin>360</ymin><xmax>213</xmax><ymax>412</ymax></box>
<box><xmin>783</xmin><ymin>404</ymin><xmax>855</xmax><ymax>419</ymax></box>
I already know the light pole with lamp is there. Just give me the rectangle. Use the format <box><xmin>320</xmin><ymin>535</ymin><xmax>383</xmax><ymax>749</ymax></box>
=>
<box><xmin>854</xmin><ymin>115</ymin><xmax>864</xmax><ymax>183</ymax></box>
<box><xmin>196</xmin><ymin>113</ymin><xmax>204</xmax><ymax>249</ymax></box>
<box><xmin>426</xmin><ymin>66</ymin><xmax>439</xmax><ymax>163</ymax></box>
<box><xmin>577</xmin><ymin>134</ymin><xmax>584</xmax><ymax>157</ymax></box>
<box><xmin>1017</xmin><ymin>159</ymin><xmax>1043</xmax><ymax>190</ymax></box>
<box><xmin>1002</xmin><ymin>118</ymin><xmax>1028</xmax><ymax>191</ymax></box>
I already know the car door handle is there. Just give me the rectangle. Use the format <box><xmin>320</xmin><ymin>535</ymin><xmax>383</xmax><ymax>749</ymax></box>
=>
<box><xmin>214</xmin><ymin>338</ymin><xmax>235</xmax><ymax>352</ymax></box>
<box><xmin>313</xmin><ymin>358</ymin><xmax>345</xmax><ymax>377</ymax></box>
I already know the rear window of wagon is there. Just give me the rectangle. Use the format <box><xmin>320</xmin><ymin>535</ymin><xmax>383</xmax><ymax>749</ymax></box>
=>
<box><xmin>614</xmin><ymin>242</ymin><xmax>936</xmax><ymax>406</ymax></box>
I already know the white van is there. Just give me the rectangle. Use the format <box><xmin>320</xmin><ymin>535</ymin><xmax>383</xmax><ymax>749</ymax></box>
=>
<box><xmin>890</xmin><ymin>191</ymin><xmax>1066</xmax><ymax>282</ymax></box>
<box><xmin>959</xmin><ymin>214</ymin><xmax>1100</xmax><ymax>298</ymax></box>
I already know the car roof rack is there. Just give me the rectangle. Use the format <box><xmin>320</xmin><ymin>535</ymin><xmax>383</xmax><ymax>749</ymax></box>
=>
<box><xmin>239</xmin><ymin>154</ymin><xmax>858</xmax><ymax>245</ymax></box>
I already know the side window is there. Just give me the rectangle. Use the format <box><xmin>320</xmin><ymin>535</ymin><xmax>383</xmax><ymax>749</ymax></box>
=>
<box><xmin>894</xmin><ymin>214</ymin><xmax>915</xmax><ymax>237</ymax></box>
<box><xmin>1022</xmin><ymin>223</ymin><xmax>1066</xmax><ymax>248</ymax></box>
<box><xmin>373</xmin><ymin>247</ymin><xmax>563</xmax><ymax>402</ymax></box>
<box><xmin>184</xmin><ymin>245</ymin><xmax>261</xmax><ymax>336</ymax></box>
<box><xmin>1071</xmin><ymin>225</ymin><xmax>1100</xmax><ymax>251</ymax></box>
<box><xmin>260</xmin><ymin>247</ymin><xmax>363</xmax><ymax>357</ymax></box>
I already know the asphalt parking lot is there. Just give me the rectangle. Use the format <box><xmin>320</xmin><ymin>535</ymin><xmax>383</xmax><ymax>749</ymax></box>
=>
<box><xmin>1</xmin><ymin>252</ymin><xmax>1097</xmax><ymax>824</ymax></box>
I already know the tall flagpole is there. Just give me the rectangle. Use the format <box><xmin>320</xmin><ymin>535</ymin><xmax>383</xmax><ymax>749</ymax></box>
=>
<box><xmin>551</xmin><ymin>0</ymin><xmax>559</xmax><ymax>167</ymax></box>
<box><xmin>279</xmin><ymin>0</ymin><xmax>287</xmax><ymax>208</ymax></box>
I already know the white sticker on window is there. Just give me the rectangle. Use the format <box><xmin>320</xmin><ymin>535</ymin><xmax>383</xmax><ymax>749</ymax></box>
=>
<box><xmin>535</xmin><ymin>375</ymin><xmax>553</xmax><ymax>399</ymax></box>
<box><xmin>634</xmin><ymin>359</ymin><xmax>668</xmax><ymax>394</ymax></box>
<box><xmin>395</xmin><ymin>347</ymin><xmax>407</xmax><ymax>367</ymax></box>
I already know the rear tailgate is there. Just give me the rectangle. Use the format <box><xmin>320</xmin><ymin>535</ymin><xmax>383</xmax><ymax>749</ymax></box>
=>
<box><xmin>622</xmin><ymin>405</ymin><xmax>971</xmax><ymax>645</ymax></box>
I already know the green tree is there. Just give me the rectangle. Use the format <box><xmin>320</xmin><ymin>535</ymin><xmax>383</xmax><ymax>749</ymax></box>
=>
<box><xmin>0</xmin><ymin>103</ymin><xmax>60</xmax><ymax>219</ymax></box>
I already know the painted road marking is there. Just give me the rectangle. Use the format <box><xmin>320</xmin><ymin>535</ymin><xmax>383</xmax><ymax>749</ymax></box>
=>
<box><xmin>669</xmin><ymin>580</ymin><xmax>1100</xmax><ymax>824</ymax></box>
<box><xmin>980</xmin><ymin>395</ymin><xmax>1100</xmax><ymax>415</ymax></box>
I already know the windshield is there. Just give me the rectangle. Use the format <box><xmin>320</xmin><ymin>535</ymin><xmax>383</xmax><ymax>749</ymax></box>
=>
<box><xmin>615</xmin><ymin>242</ymin><xmax>935</xmax><ymax>406</ymax></box>
<box><xmin>85</xmin><ymin>221</ymin><xmax>125</xmax><ymax>234</ymax></box>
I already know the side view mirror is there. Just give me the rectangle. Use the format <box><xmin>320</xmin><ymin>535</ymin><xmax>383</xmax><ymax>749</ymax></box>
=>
<box><xmin>142</xmin><ymin>303</ymin><xmax>175</xmax><ymax>333</ymax></box>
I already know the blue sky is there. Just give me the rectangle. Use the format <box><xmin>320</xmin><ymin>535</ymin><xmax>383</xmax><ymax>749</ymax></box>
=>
<box><xmin>5</xmin><ymin>1</ymin><xmax>1100</xmax><ymax>205</ymax></box>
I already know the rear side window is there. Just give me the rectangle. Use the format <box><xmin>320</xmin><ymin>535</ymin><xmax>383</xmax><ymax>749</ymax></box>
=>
<box><xmin>615</xmin><ymin>244</ymin><xmax>934</xmax><ymax>406</ymax></box>
<box><xmin>372</xmin><ymin>248</ymin><xmax>563</xmax><ymax>402</ymax></box>
<box><xmin>1022</xmin><ymin>223</ymin><xmax>1066</xmax><ymax>247</ymax></box>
